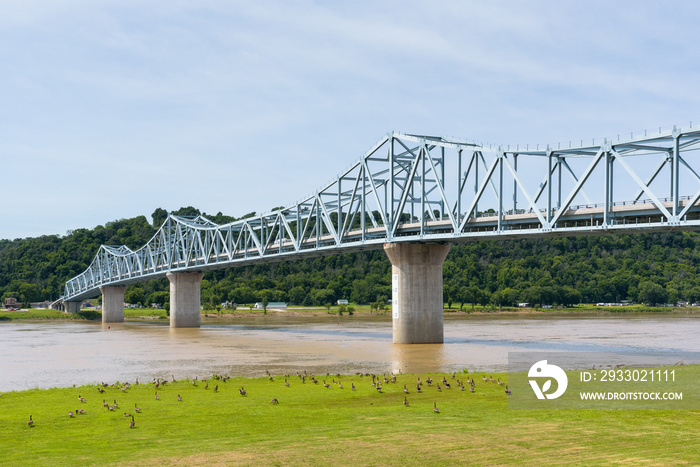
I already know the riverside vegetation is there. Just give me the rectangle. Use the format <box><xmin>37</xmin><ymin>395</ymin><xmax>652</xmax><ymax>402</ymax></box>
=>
<box><xmin>3</xmin><ymin>206</ymin><xmax>700</xmax><ymax>310</ymax></box>
<box><xmin>2</xmin><ymin>366</ymin><xmax>699</xmax><ymax>466</ymax></box>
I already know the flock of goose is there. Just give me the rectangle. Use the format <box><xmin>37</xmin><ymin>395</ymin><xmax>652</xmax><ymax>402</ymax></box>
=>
<box><xmin>24</xmin><ymin>370</ymin><xmax>512</xmax><ymax>428</ymax></box>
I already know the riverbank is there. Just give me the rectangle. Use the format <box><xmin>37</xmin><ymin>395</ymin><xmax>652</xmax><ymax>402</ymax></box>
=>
<box><xmin>1</xmin><ymin>368</ymin><xmax>698</xmax><ymax>466</ymax></box>
<box><xmin>2</xmin><ymin>303</ymin><xmax>698</xmax><ymax>322</ymax></box>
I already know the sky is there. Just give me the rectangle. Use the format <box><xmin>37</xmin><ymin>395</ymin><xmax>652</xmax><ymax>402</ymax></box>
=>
<box><xmin>1</xmin><ymin>0</ymin><xmax>699</xmax><ymax>240</ymax></box>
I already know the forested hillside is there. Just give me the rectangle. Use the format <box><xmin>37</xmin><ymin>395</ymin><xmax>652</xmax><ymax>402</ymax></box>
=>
<box><xmin>2</xmin><ymin>207</ymin><xmax>700</xmax><ymax>308</ymax></box>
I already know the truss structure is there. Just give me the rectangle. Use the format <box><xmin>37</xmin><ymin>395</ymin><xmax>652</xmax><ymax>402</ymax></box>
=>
<box><xmin>63</xmin><ymin>124</ymin><xmax>700</xmax><ymax>301</ymax></box>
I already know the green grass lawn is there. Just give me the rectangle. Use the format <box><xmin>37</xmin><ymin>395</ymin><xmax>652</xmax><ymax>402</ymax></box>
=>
<box><xmin>1</xmin><ymin>367</ymin><xmax>698</xmax><ymax>466</ymax></box>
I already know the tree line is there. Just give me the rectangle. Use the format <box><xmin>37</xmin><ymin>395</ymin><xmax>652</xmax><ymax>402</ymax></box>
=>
<box><xmin>2</xmin><ymin>207</ymin><xmax>700</xmax><ymax>308</ymax></box>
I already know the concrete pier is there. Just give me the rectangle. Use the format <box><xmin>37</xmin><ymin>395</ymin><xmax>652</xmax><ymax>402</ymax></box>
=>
<box><xmin>167</xmin><ymin>272</ymin><xmax>203</xmax><ymax>328</ymax></box>
<box><xmin>64</xmin><ymin>301</ymin><xmax>82</xmax><ymax>313</ymax></box>
<box><xmin>384</xmin><ymin>242</ymin><xmax>450</xmax><ymax>344</ymax></box>
<box><xmin>99</xmin><ymin>286</ymin><xmax>126</xmax><ymax>323</ymax></box>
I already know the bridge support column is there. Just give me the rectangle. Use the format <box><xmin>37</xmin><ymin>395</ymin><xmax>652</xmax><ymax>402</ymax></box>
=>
<box><xmin>384</xmin><ymin>243</ymin><xmax>450</xmax><ymax>344</ymax></box>
<box><xmin>100</xmin><ymin>286</ymin><xmax>126</xmax><ymax>323</ymax></box>
<box><xmin>167</xmin><ymin>272</ymin><xmax>203</xmax><ymax>328</ymax></box>
<box><xmin>64</xmin><ymin>301</ymin><xmax>82</xmax><ymax>314</ymax></box>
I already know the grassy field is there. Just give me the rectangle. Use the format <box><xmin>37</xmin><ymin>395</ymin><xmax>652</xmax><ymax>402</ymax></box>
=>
<box><xmin>2</xmin><ymin>302</ymin><xmax>697</xmax><ymax>322</ymax></box>
<box><xmin>1</xmin><ymin>367</ymin><xmax>698</xmax><ymax>466</ymax></box>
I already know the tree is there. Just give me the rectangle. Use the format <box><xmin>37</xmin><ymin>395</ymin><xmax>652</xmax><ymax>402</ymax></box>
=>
<box><xmin>558</xmin><ymin>286</ymin><xmax>581</xmax><ymax>307</ymax></box>
<box><xmin>302</xmin><ymin>294</ymin><xmax>313</xmax><ymax>307</ymax></box>
<box><xmin>151</xmin><ymin>208</ymin><xmax>168</xmax><ymax>228</ymax></box>
<box><xmin>686</xmin><ymin>286</ymin><xmax>700</xmax><ymax>304</ymax></box>
<box><xmin>638</xmin><ymin>281</ymin><xmax>667</xmax><ymax>305</ymax></box>
<box><xmin>376</xmin><ymin>295</ymin><xmax>388</xmax><ymax>313</ymax></box>
<box><xmin>124</xmin><ymin>287</ymin><xmax>146</xmax><ymax>305</ymax></box>
<box><xmin>465</xmin><ymin>286</ymin><xmax>483</xmax><ymax>310</ymax></box>
<box><xmin>289</xmin><ymin>286</ymin><xmax>306</xmax><ymax>305</ymax></box>
<box><xmin>148</xmin><ymin>291</ymin><xmax>169</xmax><ymax>308</ymax></box>
<box><xmin>261</xmin><ymin>291</ymin><xmax>269</xmax><ymax>314</ymax></box>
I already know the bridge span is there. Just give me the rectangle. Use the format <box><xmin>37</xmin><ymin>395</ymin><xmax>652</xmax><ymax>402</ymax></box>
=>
<box><xmin>59</xmin><ymin>123</ymin><xmax>700</xmax><ymax>343</ymax></box>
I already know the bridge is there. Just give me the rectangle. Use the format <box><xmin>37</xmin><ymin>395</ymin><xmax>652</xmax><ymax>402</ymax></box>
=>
<box><xmin>59</xmin><ymin>123</ymin><xmax>700</xmax><ymax>343</ymax></box>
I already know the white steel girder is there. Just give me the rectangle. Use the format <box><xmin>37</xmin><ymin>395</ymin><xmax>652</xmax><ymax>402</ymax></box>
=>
<box><xmin>63</xmin><ymin>125</ymin><xmax>700</xmax><ymax>302</ymax></box>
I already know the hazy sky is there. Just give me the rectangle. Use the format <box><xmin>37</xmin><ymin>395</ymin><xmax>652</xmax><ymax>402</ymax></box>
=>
<box><xmin>2</xmin><ymin>1</ymin><xmax>699</xmax><ymax>240</ymax></box>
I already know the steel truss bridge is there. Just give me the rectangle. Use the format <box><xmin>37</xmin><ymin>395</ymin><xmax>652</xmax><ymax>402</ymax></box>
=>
<box><xmin>64</xmin><ymin>123</ymin><xmax>700</xmax><ymax>302</ymax></box>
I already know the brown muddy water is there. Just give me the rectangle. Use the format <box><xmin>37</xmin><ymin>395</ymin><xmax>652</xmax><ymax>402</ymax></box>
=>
<box><xmin>1</xmin><ymin>313</ymin><xmax>699</xmax><ymax>391</ymax></box>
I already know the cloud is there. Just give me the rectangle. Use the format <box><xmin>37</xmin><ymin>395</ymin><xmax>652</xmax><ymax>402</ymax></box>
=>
<box><xmin>1</xmin><ymin>1</ymin><xmax>699</xmax><ymax>239</ymax></box>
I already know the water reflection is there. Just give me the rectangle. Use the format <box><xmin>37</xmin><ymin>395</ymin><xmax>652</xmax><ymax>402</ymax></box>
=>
<box><xmin>1</xmin><ymin>313</ymin><xmax>699</xmax><ymax>391</ymax></box>
<box><xmin>391</xmin><ymin>344</ymin><xmax>446</xmax><ymax>375</ymax></box>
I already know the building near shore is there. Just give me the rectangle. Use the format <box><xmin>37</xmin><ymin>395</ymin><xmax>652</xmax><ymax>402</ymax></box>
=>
<box><xmin>254</xmin><ymin>302</ymin><xmax>287</xmax><ymax>309</ymax></box>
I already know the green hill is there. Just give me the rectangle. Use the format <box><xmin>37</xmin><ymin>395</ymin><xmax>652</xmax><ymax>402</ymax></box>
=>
<box><xmin>2</xmin><ymin>207</ymin><xmax>700</xmax><ymax>308</ymax></box>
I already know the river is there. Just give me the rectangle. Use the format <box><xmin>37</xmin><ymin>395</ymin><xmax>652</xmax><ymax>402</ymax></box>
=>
<box><xmin>1</xmin><ymin>312</ymin><xmax>698</xmax><ymax>392</ymax></box>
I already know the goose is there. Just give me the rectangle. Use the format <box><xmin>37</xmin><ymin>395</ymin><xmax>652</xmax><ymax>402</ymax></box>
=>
<box><xmin>204</xmin><ymin>383</ymin><xmax>209</xmax><ymax>390</ymax></box>
<box><xmin>444</xmin><ymin>382</ymin><xmax>451</xmax><ymax>389</ymax></box>
<box><xmin>239</xmin><ymin>387</ymin><xmax>247</xmax><ymax>396</ymax></box>
<box><xmin>68</xmin><ymin>410</ymin><xmax>74</xmax><ymax>418</ymax></box>
<box><xmin>433</xmin><ymin>403</ymin><xmax>439</xmax><ymax>414</ymax></box>
<box><xmin>113</xmin><ymin>399</ymin><xmax>119</xmax><ymax>408</ymax></box>
<box><xmin>213</xmin><ymin>385</ymin><xmax>218</xmax><ymax>392</ymax></box>
<box><xmin>497</xmin><ymin>378</ymin><xmax>504</xmax><ymax>386</ymax></box>
<box><xmin>123</xmin><ymin>412</ymin><xmax>131</xmax><ymax>417</ymax></box>
<box><xmin>416</xmin><ymin>385</ymin><xmax>422</xmax><ymax>393</ymax></box>
<box><xmin>154</xmin><ymin>392</ymin><xmax>160</xmax><ymax>400</ymax></box>
<box><xmin>470</xmin><ymin>385</ymin><xmax>475</xmax><ymax>393</ymax></box>
<box><xmin>351</xmin><ymin>383</ymin><xmax>356</xmax><ymax>390</ymax></box>
<box><xmin>177</xmin><ymin>395</ymin><xmax>182</xmax><ymax>402</ymax></box>
<box><xmin>505</xmin><ymin>385</ymin><xmax>512</xmax><ymax>396</ymax></box>
<box><xmin>78</xmin><ymin>395</ymin><xmax>86</xmax><ymax>403</ymax></box>
<box><xmin>403</xmin><ymin>397</ymin><xmax>409</xmax><ymax>406</ymax></box>
<box><xmin>103</xmin><ymin>399</ymin><xmax>108</xmax><ymax>408</ymax></box>
<box><xmin>436</xmin><ymin>384</ymin><xmax>441</xmax><ymax>392</ymax></box>
<box><xmin>338</xmin><ymin>382</ymin><xmax>343</xmax><ymax>389</ymax></box>
<box><xmin>28</xmin><ymin>415</ymin><xmax>34</xmax><ymax>427</ymax></box>
<box><xmin>323</xmin><ymin>380</ymin><xmax>331</xmax><ymax>388</ymax></box>
<box><xmin>271</xmin><ymin>398</ymin><xmax>279</xmax><ymax>404</ymax></box>
<box><xmin>285</xmin><ymin>379</ymin><xmax>290</xmax><ymax>387</ymax></box>
<box><xmin>77</xmin><ymin>408</ymin><xmax>86</xmax><ymax>415</ymax></box>
<box><xmin>403</xmin><ymin>385</ymin><xmax>409</xmax><ymax>394</ymax></box>
<box><xmin>134</xmin><ymin>403</ymin><xmax>141</xmax><ymax>413</ymax></box>
<box><xmin>129</xmin><ymin>416</ymin><xmax>135</xmax><ymax>429</ymax></box>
